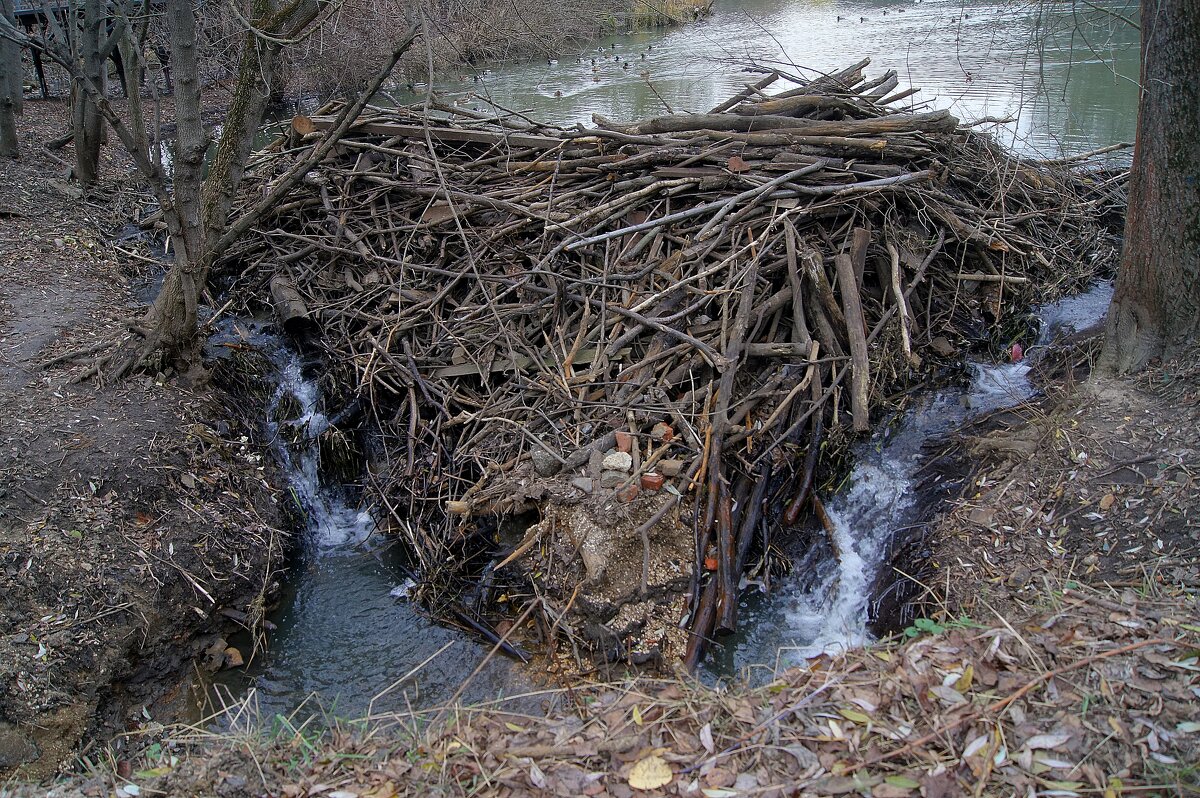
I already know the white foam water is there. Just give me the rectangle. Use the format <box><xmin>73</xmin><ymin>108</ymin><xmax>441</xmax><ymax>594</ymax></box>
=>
<box><xmin>750</xmin><ymin>281</ymin><xmax>1115</xmax><ymax>666</ymax></box>
<box><xmin>268</xmin><ymin>354</ymin><xmax>374</xmax><ymax>550</ymax></box>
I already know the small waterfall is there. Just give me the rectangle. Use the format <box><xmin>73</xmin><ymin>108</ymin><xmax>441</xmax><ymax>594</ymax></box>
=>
<box><xmin>726</xmin><ymin>281</ymin><xmax>1114</xmax><ymax>669</ymax></box>
<box><xmin>267</xmin><ymin>354</ymin><xmax>373</xmax><ymax>550</ymax></box>
<box><xmin>210</xmin><ymin>341</ymin><xmax>523</xmax><ymax>719</ymax></box>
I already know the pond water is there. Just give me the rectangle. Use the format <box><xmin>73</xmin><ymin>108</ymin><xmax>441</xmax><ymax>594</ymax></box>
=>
<box><xmin>395</xmin><ymin>0</ymin><xmax>1139</xmax><ymax>158</ymax></box>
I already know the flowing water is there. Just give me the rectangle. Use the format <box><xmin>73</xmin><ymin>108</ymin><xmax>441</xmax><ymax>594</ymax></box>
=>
<box><xmin>396</xmin><ymin>0</ymin><xmax>1139</xmax><ymax>158</ymax></box>
<box><xmin>208</xmin><ymin>334</ymin><xmax>525</xmax><ymax>720</ymax></box>
<box><xmin>706</xmin><ymin>281</ymin><xmax>1115</xmax><ymax>676</ymax></box>
<box><xmin>215</xmin><ymin>0</ymin><xmax>1137</xmax><ymax>712</ymax></box>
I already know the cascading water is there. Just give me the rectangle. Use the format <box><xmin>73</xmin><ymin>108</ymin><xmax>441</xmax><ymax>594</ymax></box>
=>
<box><xmin>269</xmin><ymin>354</ymin><xmax>375</xmax><ymax>550</ymax></box>
<box><xmin>210</xmin><ymin>340</ymin><xmax>525</xmax><ymax>720</ymax></box>
<box><xmin>715</xmin><ymin>282</ymin><xmax>1115</xmax><ymax>673</ymax></box>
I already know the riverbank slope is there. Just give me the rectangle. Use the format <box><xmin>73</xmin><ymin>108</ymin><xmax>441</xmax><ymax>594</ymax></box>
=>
<box><xmin>0</xmin><ymin>100</ymin><xmax>286</xmax><ymax>780</ymax></box>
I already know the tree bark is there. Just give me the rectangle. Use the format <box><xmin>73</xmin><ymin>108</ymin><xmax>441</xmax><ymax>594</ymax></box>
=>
<box><xmin>0</xmin><ymin>0</ymin><xmax>19</xmax><ymax>158</ymax></box>
<box><xmin>1098</xmin><ymin>0</ymin><xmax>1200</xmax><ymax>373</ymax></box>
<box><xmin>73</xmin><ymin>0</ymin><xmax>107</xmax><ymax>184</ymax></box>
<box><xmin>128</xmin><ymin>0</ymin><xmax>209</xmax><ymax>372</ymax></box>
<box><xmin>200</xmin><ymin>0</ymin><xmax>279</xmax><ymax>254</ymax></box>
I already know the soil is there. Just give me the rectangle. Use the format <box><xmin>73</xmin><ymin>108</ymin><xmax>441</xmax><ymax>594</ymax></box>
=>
<box><xmin>0</xmin><ymin>100</ymin><xmax>286</xmax><ymax>780</ymax></box>
<box><xmin>928</xmin><ymin>334</ymin><xmax>1200</xmax><ymax>622</ymax></box>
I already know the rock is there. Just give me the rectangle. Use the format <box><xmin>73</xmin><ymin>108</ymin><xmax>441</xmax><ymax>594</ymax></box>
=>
<box><xmin>588</xmin><ymin>448</ymin><xmax>604</xmax><ymax>479</ymax></box>
<box><xmin>618</xmin><ymin>483</ymin><xmax>640</xmax><ymax>503</ymax></box>
<box><xmin>223</xmin><ymin>646</ymin><xmax>245</xmax><ymax>668</ymax></box>
<box><xmin>0</xmin><ymin>724</ymin><xmax>38</xmax><ymax>768</ymax></box>
<box><xmin>600</xmin><ymin>470</ymin><xmax>626</xmax><ymax>488</ymax></box>
<box><xmin>615</xmin><ymin>430</ymin><xmax>634</xmax><ymax>453</ymax></box>
<box><xmin>202</xmin><ymin>638</ymin><xmax>228</xmax><ymax>671</ymax></box>
<box><xmin>602</xmin><ymin>450</ymin><xmax>633</xmax><ymax>472</ymax></box>
<box><xmin>930</xmin><ymin>335</ymin><xmax>957</xmax><ymax>357</ymax></box>
<box><xmin>649</xmin><ymin>422</ymin><xmax>674</xmax><ymax>442</ymax></box>
<box><xmin>571</xmin><ymin>509</ymin><xmax>610</xmax><ymax>583</ymax></box>
<box><xmin>659</xmin><ymin>459</ymin><xmax>685</xmax><ymax>477</ymax></box>
<box><xmin>531</xmin><ymin>449</ymin><xmax>561</xmax><ymax>476</ymax></box>
<box><xmin>571</xmin><ymin>477</ymin><xmax>594</xmax><ymax>494</ymax></box>
<box><xmin>1006</xmin><ymin>565</ymin><xmax>1032</xmax><ymax>589</ymax></box>
<box><xmin>640</xmin><ymin>472</ymin><xmax>664</xmax><ymax>491</ymax></box>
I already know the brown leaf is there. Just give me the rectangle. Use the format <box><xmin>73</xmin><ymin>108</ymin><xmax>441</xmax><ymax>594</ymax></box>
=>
<box><xmin>921</xmin><ymin>771</ymin><xmax>960</xmax><ymax>798</ymax></box>
<box><xmin>726</xmin><ymin>155</ymin><xmax>750</xmax><ymax>173</ymax></box>
<box><xmin>704</xmin><ymin>768</ymin><xmax>735</xmax><ymax>788</ymax></box>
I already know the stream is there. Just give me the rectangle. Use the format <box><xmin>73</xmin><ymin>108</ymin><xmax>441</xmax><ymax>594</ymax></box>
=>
<box><xmin>208</xmin><ymin>334</ymin><xmax>526</xmax><ymax>720</ymax></box>
<box><xmin>706</xmin><ymin>281</ymin><xmax>1115</xmax><ymax>675</ymax></box>
<box><xmin>211</xmin><ymin>0</ymin><xmax>1136</xmax><ymax>718</ymax></box>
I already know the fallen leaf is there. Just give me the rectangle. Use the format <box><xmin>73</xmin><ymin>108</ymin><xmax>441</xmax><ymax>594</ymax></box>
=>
<box><xmin>885</xmin><ymin>776</ymin><xmax>921</xmax><ymax>790</ymax></box>
<box><xmin>726</xmin><ymin>155</ymin><xmax>750</xmax><ymax>172</ymax></box>
<box><xmin>699</xmin><ymin>723</ymin><xmax>714</xmax><ymax>754</ymax></box>
<box><xmin>838</xmin><ymin>708</ymin><xmax>870</xmax><ymax>724</ymax></box>
<box><xmin>528</xmin><ymin>762</ymin><xmax>547</xmax><ymax>789</ymax></box>
<box><xmin>1026</xmin><ymin>731</ymin><xmax>1072</xmax><ymax>750</ymax></box>
<box><xmin>629</xmin><ymin>755</ymin><xmax>673</xmax><ymax>790</ymax></box>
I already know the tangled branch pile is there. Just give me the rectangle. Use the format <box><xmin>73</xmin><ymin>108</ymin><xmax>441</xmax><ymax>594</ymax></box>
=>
<box><xmin>222</xmin><ymin>59</ymin><xmax>1124</xmax><ymax>667</ymax></box>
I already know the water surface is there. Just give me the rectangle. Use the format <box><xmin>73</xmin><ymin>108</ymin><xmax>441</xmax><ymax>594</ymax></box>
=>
<box><xmin>399</xmin><ymin>0</ymin><xmax>1139</xmax><ymax>158</ymax></box>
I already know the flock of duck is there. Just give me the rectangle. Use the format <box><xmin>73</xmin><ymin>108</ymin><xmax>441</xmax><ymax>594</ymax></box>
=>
<box><xmin>440</xmin><ymin>2</ymin><xmax>975</xmax><ymax>103</ymax></box>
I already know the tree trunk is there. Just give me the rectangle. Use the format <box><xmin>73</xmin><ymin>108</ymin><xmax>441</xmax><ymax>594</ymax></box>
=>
<box><xmin>1098</xmin><ymin>0</ymin><xmax>1200</xmax><ymax>373</ymax></box>
<box><xmin>0</xmin><ymin>0</ymin><xmax>22</xmax><ymax>158</ymax></box>
<box><xmin>73</xmin><ymin>0</ymin><xmax>107</xmax><ymax>184</ymax></box>
<box><xmin>200</xmin><ymin>0</ymin><xmax>279</xmax><ymax>253</ymax></box>
<box><xmin>139</xmin><ymin>0</ymin><xmax>208</xmax><ymax>370</ymax></box>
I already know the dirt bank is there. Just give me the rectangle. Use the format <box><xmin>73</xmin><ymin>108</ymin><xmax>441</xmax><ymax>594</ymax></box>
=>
<box><xmin>12</xmin><ymin>332</ymin><xmax>1199</xmax><ymax>798</ymax></box>
<box><xmin>929</xmin><ymin>335</ymin><xmax>1199</xmax><ymax>618</ymax></box>
<box><xmin>0</xmin><ymin>100</ymin><xmax>286</xmax><ymax>780</ymax></box>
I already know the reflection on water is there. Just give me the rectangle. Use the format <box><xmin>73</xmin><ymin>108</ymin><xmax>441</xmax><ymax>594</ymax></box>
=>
<box><xmin>395</xmin><ymin>0</ymin><xmax>1138</xmax><ymax>158</ymax></box>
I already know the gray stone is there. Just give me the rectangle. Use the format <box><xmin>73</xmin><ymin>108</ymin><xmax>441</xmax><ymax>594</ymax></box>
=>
<box><xmin>531</xmin><ymin>449</ymin><xmax>561</xmax><ymax>477</ymax></box>
<box><xmin>659</xmin><ymin>458</ymin><xmax>685</xmax><ymax>477</ymax></box>
<box><xmin>600</xmin><ymin>470</ymin><xmax>626</xmax><ymax>488</ymax></box>
<box><xmin>602</xmin><ymin>450</ymin><xmax>633</xmax><ymax>472</ymax></box>
<box><xmin>930</xmin><ymin>335</ymin><xmax>956</xmax><ymax>357</ymax></box>
<box><xmin>0</xmin><ymin>725</ymin><xmax>38</xmax><ymax>768</ymax></box>
<box><xmin>571</xmin><ymin>477</ymin><xmax>594</xmax><ymax>494</ymax></box>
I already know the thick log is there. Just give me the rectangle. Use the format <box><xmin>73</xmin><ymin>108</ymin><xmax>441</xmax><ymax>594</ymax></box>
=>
<box><xmin>603</xmin><ymin>109</ymin><xmax>958</xmax><ymax>137</ymax></box>
<box><xmin>269</xmin><ymin>275</ymin><xmax>319</xmax><ymax>339</ymax></box>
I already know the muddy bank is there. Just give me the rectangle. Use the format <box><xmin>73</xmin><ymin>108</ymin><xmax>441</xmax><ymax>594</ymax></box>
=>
<box><xmin>0</xmin><ymin>100</ymin><xmax>286</xmax><ymax>779</ymax></box>
<box><xmin>929</xmin><ymin>336</ymin><xmax>1200</xmax><ymax>618</ymax></box>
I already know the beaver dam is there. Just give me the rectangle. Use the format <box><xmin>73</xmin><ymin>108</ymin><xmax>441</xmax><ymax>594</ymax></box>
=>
<box><xmin>218</xmin><ymin>59</ymin><xmax>1125</xmax><ymax>676</ymax></box>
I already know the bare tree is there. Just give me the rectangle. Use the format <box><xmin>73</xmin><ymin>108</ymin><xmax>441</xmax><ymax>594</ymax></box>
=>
<box><xmin>1098</xmin><ymin>0</ymin><xmax>1200</xmax><ymax>372</ymax></box>
<box><xmin>0</xmin><ymin>0</ymin><xmax>19</xmax><ymax>157</ymax></box>
<box><xmin>0</xmin><ymin>0</ymin><xmax>419</xmax><ymax>375</ymax></box>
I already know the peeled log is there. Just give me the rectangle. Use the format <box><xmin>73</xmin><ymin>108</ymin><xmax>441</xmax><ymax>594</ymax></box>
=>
<box><xmin>270</xmin><ymin>275</ymin><xmax>319</xmax><ymax>339</ymax></box>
